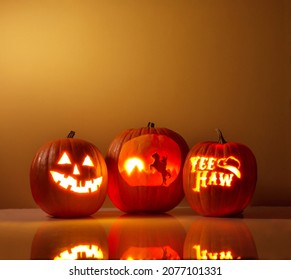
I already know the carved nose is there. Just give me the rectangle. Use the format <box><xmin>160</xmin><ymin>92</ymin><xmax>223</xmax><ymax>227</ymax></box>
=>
<box><xmin>73</xmin><ymin>164</ymin><xmax>80</xmax><ymax>175</ymax></box>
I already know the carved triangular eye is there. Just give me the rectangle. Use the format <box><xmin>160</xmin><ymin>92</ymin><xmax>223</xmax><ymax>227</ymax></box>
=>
<box><xmin>82</xmin><ymin>155</ymin><xmax>94</xmax><ymax>167</ymax></box>
<box><xmin>58</xmin><ymin>152</ymin><xmax>72</xmax><ymax>164</ymax></box>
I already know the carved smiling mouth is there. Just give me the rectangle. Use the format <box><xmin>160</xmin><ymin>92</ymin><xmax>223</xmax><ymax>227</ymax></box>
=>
<box><xmin>50</xmin><ymin>171</ymin><xmax>102</xmax><ymax>193</ymax></box>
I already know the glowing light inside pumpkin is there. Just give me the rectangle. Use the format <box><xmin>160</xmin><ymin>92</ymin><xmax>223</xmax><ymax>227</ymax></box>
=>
<box><xmin>124</xmin><ymin>157</ymin><xmax>145</xmax><ymax>175</ymax></box>
<box><xmin>190</xmin><ymin>156</ymin><xmax>241</xmax><ymax>192</ymax></box>
<box><xmin>58</xmin><ymin>152</ymin><xmax>71</xmax><ymax>164</ymax></box>
<box><xmin>50</xmin><ymin>171</ymin><xmax>102</xmax><ymax>193</ymax></box>
<box><xmin>83</xmin><ymin>155</ymin><xmax>94</xmax><ymax>167</ymax></box>
<box><xmin>58</xmin><ymin>152</ymin><xmax>95</xmax><ymax>168</ymax></box>
<box><xmin>193</xmin><ymin>245</ymin><xmax>240</xmax><ymax>260</ymax></box>
<box><xmin>49</xmin><ymin>152</ymin><xmax>102</xmax><ymax>193</ymax></box>
<box><xmin>118</xmin><ymin>134</ymin><xmax>181</xmax><ymax>187</ymax></box>
<box><xmin>54</xmin><ymin>245</ymin><xmax>104</xmax><ymax>260</ymax></box>
<box><xmin>73</xmin><ymin>165</ymin><xmax>80</xmax><ymax>175</ymax></box>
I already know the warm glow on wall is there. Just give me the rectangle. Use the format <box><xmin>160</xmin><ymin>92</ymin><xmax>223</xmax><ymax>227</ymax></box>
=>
<box><xmin>0</xmin><ymin>0</ymin><xmax>289</xmax><ymax>210</ymax></box>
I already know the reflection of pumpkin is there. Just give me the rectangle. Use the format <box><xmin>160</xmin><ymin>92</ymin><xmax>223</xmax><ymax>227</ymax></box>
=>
<box><xmin>108</xmin><ymin>214</ymin><xmax>186</xmax><ymax>260</ymax></box>
<box><xmin>183</xmin><ymin>218</ymin><xmax>258</xmax><ymax>260</ymax></box>
<box><xmin>183</xmin><ymin>129</ymin><xmax>257</xmax><ymax>217</ymax></box>
<box><xmin>30</xmin><ymin>131</ymin><xmax>108</xmax><ymax>218</ymax></box>
<box><xmin>106</xmin><ymin>122</ymin><xmax>189</xmax><ymax>213</ymax></box>
<box><xmin>31</xmin><ymin>220</ymin><xmax>108</xmax><ymax>260</ymax></box>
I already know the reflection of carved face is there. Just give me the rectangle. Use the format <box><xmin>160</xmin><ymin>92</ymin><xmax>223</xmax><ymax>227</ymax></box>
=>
<box><xmin>50</xmin><ymin>152</ymin><xmax>103</xmax><ymax>193</ymax></box>
<box><xmin>54</xmin><ymin>244</ymin><xmax>104</xmax><ymax>260</ymax></box>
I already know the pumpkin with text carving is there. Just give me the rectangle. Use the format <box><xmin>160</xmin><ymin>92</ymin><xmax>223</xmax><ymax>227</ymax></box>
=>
<box><xmin>106</xmin><ymin>122</ymin><xmax>189</xmax><ymax>213</ymax></box>
<box><xmin>30</xmin><ymin>131</ymin><xmax>108</xmax><ymax>218</ymax></box>
<box><xmin>183</xmin><ymin>129</ymin><xmax>257</xmax><ymax>217</ymax></box>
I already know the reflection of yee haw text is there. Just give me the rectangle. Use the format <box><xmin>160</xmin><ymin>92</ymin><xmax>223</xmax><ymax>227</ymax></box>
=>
<box><xmin>190</xmin><ymin>156</ymin><xmax>241</xmax><ymax>192</ymax></box>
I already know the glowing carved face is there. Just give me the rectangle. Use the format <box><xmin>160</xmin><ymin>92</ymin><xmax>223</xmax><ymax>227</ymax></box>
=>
<box><xmin>54</xmin><ymin>244</ymin><xmax>104</xmax><ymax>260</ymax></box>
<box><xmin>50</xmin><ymin>152</ymin><xmax>103</xmax><ymax>193</ymax></box>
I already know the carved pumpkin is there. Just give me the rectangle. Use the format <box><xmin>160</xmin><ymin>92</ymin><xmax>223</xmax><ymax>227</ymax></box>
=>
<box><xmin>183</xmin><ymin>218</ymin><xmax>258</xmax><ymax>260</ymax></box>
<box><xmin>108</xmin><ymin>214</ymin><xmax>185</xmax><ymax>260</ymax></box>
<box><xmin>31</xmin><ymin>220</ymin><xmax>108</xmax><ymax>260</ymax></box>
<box><xmin>183</xmin><ymin>129</ymin><xmax>257</xmax><ymax>217</ymax></box>
<box><xmin>106</xmin><ymin>122</ymin><xmax>189</xmax><ymax>213</ymax></box>
<box><xmin>30</xmin><ymin>131</ymin><xmax>108</xmax><ymax>218</ymax></box>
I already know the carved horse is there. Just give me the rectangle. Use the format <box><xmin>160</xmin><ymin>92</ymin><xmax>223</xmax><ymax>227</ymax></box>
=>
<box><xmin>150</xmin><ymin>152</ymin><xmax>171</xmax><ymax>185</ymax></box>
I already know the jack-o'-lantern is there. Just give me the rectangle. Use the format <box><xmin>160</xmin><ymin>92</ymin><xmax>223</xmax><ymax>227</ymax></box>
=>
<box><xmin>31</xmin><ymin>220</ymin><xmax>108</xmax><ymax>260</ymax></box>
<box><xmin>183</xmin><ymin>218</ymin><xmax>258</xmax><ymax>260</ymax></box>
<box><xmin>30</xmin><ymin>131</ymin><xmax>108</xmax><ymax>218</ymax></box>
<box><xmin>106</xmin><ymin>122</ymin><xmax>189</xmax><ymax>213</ymax></box>
<box><xmin>108</xmin><ymin>214</ymin><xmax>185</xmax><ymax>260</ymax></box>
<box><xmin>183</xmin><ymin>129</ymin><xmax>257</xmax><ymax>217</ymax></box>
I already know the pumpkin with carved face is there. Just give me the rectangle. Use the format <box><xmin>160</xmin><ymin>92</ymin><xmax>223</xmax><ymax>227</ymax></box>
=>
<box><xmin>106</xmin><ymin>122</ymin><xmax>189</xmax><ymax>213</ymax></box>
<box><xmin>30</xmin><ymin>131</ymin><xmax>108</xmax><ymax>218</ymax></box>
<box><xmin>183</xmin><ymin>129</ymin><xmax>257</xmax><ymax>217</ymax></box>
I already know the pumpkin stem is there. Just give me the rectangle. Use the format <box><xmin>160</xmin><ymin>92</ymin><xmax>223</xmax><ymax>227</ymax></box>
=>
<box><xmin>147</xmin><ymin>122</ymin><xmax>155</xmax><ymax>128</ymax></box>
<box><xmin>215</xmin><ymin>128</ymin><xmax>227</xmax><ymax>144</ymax></box>
<box><xmin>67</xmin><ymin>131</ymin><xmax>76</xmax><ymax>138</ymax></box>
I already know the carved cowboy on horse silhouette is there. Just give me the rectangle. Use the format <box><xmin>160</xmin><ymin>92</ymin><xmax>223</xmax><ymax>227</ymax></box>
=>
<box><xmin>150</xmin><ymin>152</ymin><xmax>171</xmax><ymax>185</ymax></box>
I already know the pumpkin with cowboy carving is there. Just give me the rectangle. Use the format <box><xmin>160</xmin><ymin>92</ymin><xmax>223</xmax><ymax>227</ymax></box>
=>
<box><xmin>106</xmin><ymin>122</ymin><xmax>189</xmax><ymax>213</ymax></box>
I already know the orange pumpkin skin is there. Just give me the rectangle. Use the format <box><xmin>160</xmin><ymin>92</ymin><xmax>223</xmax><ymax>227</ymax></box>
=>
<box><xmin>183</xmin><ymin>130</ymin><xmax>257</xmax><ymax>217</ymax></box>
<box><xmin>30</xmin><ymin>132</ymin><xmax>108</xmax><ymax>218</ymax></box>
<box><xmin>106</xmin><ymin>123</ymin><xmax>189</xmax><ymax>213</ymax></box>
<box><xmin>183</xmin><ymin>218</ymin><xmax>258</xmax><ymax>260</ymax></box>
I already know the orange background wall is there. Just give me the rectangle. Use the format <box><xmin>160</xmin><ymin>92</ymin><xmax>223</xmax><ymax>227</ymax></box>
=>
<box><xmin>0</xmin><ymin>0</ymin><xmax>290</xmax><ymax>209</ymax></box>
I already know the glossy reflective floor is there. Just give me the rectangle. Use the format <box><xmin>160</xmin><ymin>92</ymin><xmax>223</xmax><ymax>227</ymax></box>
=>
<box><xmin>0</xmin><ymin>207</ymin><xmax>290</xmax><ymax>260</ymax></box>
